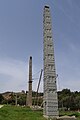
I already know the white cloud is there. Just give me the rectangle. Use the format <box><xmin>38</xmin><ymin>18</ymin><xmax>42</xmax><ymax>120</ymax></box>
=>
<box><xmin>0</xmin><ymin>58</ymin><xmax>28</xmax><ymax>92</ymax></box>
<box><xmin>56</xmin><ymin>51</ymin><xmax>80</xmax><ymax>92</ymax></box>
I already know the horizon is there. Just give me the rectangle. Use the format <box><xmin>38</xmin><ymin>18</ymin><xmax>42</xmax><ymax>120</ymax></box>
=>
<box><xmin>1</xmin><ymin>88</ymin><xmax>80</xmax><ymax>94</ymax></box>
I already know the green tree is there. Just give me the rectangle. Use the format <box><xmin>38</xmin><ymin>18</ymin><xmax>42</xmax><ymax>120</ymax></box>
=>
<box><xmin>0</xmin><ymin>94</ymin><xmax>4</xmax><ymax>104</ymax></box>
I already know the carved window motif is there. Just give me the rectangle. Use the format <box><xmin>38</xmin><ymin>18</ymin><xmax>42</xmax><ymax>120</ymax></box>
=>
<box><xmin>47</xmin><ymin>36</ymin><xmax>52</xmax><ymax>41</ymax></box>
<box><xmin>46</xmin><ymin>10</ymin><xmax>49</xmax><ymax>12</ymax></box>
<box><xmin>48</xmin><ymin>89</ymin><xmax>55</xmax><ymax>93</ymax></box>
<box><xmin>48</xmin><ymin>64</ymin><xmax>54</xmax><ymax>71</ymax></box>
<box><xmin>48</xmin><ymin>76</ymin><xmax>55</xmax><ymax>80</ymax></box>
<box><xmin>47</xmin><ymin>36</ymin><xmax>52</xmax><ymax>39</ymax></box>
<box><xmin>50</xmin><ymin>76</ymin><xmax>56</xmax><ymax>83</ymax></box>
<box><xmin>46</xmin><ymin>23</ymin><xmax>51</xmax><ymax>27</ymax></box>
<box><xmin>46</xmin><ymin>16</ymin><xmax>50</xmax><ymax>19</ymax></box>
<box><xmin>48</xmin><ymin>54</ymin><xmax>53</xmax><ymax>59</ymax></box>
<box><xmin>47</xmin><ymin>38</ymin><xmax>51</xmax><ymax>41</ymax></box>
<box><xmin>48</xmin><ymin>45</ymin><xmax>52</xmax><ymax>47</ymax></box>
<box><xmin>46</xmin><ymin>29</ymin><xmax>51</xmax><ymax>33</ymax></box>
<box><xmin>48</xmin><ymin>45</ymin><xmax>53</xmax><ymax>51</ymax></box>
<box><xmin>51</xmin><ymin>65</ymin><xmax>53</xmax><ymax>70</ymax></box>
<box><xmin>46</xmin><ymin>28</ymin><xmax>51</xmax><ymax>31</ymax></box>
<box><xmin>46</xmin><ymin>21</ymin><xmax>50</xmax><ymax>24</ymax></box>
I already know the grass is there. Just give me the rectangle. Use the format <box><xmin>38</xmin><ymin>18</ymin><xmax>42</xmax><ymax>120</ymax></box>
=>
<box><xmin>0</xmin><ymin>105</ymin><xmax>46</xmax><ymax>120</ymax></box>
<box><xmin>60</xmin><ymin>110</ymin><xmax>80</xmax><ymax>120</ymax></box>
<box><xmin>0</xmin><ymin>105</ymin><xmax>80</xmax><ymax>120</ymax></box>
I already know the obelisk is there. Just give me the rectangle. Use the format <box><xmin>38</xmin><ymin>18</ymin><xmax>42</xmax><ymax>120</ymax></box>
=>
<box><xmin>43</xmin><ymin>5</ymin><xmax>59</xmax><ymax>118</ymax></box>
<box><xmin>28</xmin><ymin>56</ymin><xmax>32</xmax><ymax>107</ymax></box>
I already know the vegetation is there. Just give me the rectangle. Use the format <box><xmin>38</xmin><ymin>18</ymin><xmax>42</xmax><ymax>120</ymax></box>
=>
<box><xmin>0</xmin><ymin>91</ymin><xmax>43</xmax><ymax>106</ymax></box>
<box><xmin>0</xmin><ymin>88</ymin><xmax>80</xmax><ymax>110</ymax></box>
<box><xmin>60</xmin><ymin>110</ymin><xmax>80</xmax><ymax>120</ymax></box>
<box><xmin>0</xmin><ymin>94</ymin><xmax>4</xmax><ymax>104</ymax></box>
<box><xmin>58</xmin><ymin>89</ymin><xmax>80</xmax><ymax>110</ymax></box>
<box><xmin>0</xmin><ymin>105</ymin><xmax>80</xmax><ymax>120</ymax></box>
<box><xmin>0</xmin><ymin>105</ymin><xmax>46</xmax><ymax>120</ymax></box>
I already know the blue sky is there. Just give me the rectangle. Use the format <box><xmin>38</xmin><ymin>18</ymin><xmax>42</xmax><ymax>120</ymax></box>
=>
<box><xmin>0</xmin><ymin>0</ymin><xmax>80</xmax><ymax>93</ymax></box>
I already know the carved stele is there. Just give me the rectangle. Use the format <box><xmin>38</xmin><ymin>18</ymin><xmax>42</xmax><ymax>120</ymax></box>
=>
<box><xmin>43</xmin><ymin>5</ymin><xmax>59</xmax><ymax>118</ymax></box>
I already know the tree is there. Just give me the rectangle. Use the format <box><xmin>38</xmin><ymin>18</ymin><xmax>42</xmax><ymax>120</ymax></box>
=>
<box><xmin>0</xmin><ymin>94</ymin><xmax>4</xmax><ymax>104</ymax></box>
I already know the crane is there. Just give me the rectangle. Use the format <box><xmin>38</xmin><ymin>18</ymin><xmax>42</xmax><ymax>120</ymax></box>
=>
<box><xmin>34</xmin><ymin>69</ymin><xmax>43</xmax><ymax>107</ymax></box>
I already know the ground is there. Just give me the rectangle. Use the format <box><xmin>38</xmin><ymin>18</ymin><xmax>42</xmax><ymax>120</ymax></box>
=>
<box><xmin>0</xmin><ymin>105</ymin><xmax>46</xmax><ymax>120</ymax></box>
<box><xmin>0</xmin><ymin>105</ymin><xmax>80</xmax><ymax>120</ymax></box>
